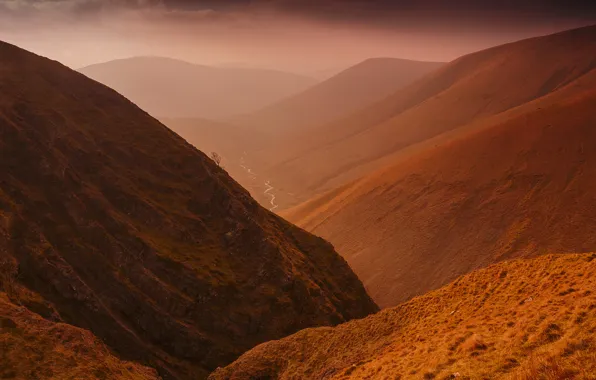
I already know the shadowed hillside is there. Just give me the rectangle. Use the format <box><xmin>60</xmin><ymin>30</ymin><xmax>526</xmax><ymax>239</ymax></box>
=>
<box><xmin>261</xmin><ymin>26</ymin><xmax>596</xmax><ymax>209</ymax></box>
<box><xmin>0</xmin><ymin>41</ymin><xmax>377</xmax><ymax>379</ymax></box>
<box><xmin>211</xmin><ymin>253</ymin><xmax>596</xmax><ymax>379</ymax></box>
<box><xmin>284</xmin><ymin>48</ymin><xmax>596</xmax><ymax>307</ymax></box>
<box><xmin>79</xmin><ymin>57</ymin><xmax>317</xmax><ymax>119</ymax></box>
<box><xmin>160</xmin><ymin>117</ymin><xmax>274</xmax><ymax>207</ymax></box>
<box><xmin>240</xmin><ymin>58</ymin><xmax>444</xmax><ymax>134</ymax></box>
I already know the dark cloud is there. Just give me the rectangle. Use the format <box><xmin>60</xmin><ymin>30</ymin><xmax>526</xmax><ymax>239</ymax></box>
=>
<box><xmin>2</xmin><ymin>0</ymin><xmax>595</xmax><ymax>70</ymax></box>
<box><xmin>255</xmin><ymin>0</ymin><xmax>596</xmax><ymax>29</ymax></box>
<box><xmin>3</xmin><ymin>0</ymin><xmax>595</xmax><ymax>27</ymax></box>
<box><xmin>161</xmin><ymin>0</ymin><xmax>596</xmax><ymax>18</ymax></box>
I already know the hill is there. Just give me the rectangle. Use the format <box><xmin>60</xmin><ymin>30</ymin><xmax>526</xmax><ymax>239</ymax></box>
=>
<box><xmin>160</xmin><ymin>118</ymin><xmax>275</xmax><ymax>209</ymax></box>
<box><xmin>0</xmin><ymin>292</ymin><xmax>160</xmax><ymax>380</ymax></box>
<box><xmin>240</xmin><ymin>58</ymin><xmax>443</xmax><ymax>135</ymax></box>
<box><xmin>257</xmin><ymin>25</ymin><xmax>596</xmax><ymax>209</ymax></box>
<box><xmin>284</xmin><ymin>51</ymin><xmax>596</xmax><ymax>307</ymax></box>
<box><xmin>211</xmin><ymin>253</ymin><xmax>596</xmax><ymax>379</ymax></box>
<box><xmin>0</xmin><ymin>41</ymin><xmax>377</xmax><ymax>379</ymax></box>
<box><xmin>79</xmin><ymin>57</ymin><xmax>317</xmax><ymax>119</ymax></box>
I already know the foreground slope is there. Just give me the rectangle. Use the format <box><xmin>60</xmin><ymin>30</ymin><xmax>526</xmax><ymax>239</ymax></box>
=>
<box><xmin>79</xmin><ymin>57</ymin><xmax>316</xmax><ymax>119</ymax></box>
<box><xmin>212</xmin><ymin>253</ymin><xmax>596</xmax><ymax>379</ymax></box>
<box><xmin>0</xmin><ymin>41</ymin><xmax>377</xmax><ymax>378</ymax></box>
<box><xmin>0</xmin><ymin>293</ymin><xmax>160</xmax><ymax>380</ymax></box>
<box><xmin>285</xmin><ymin>63</ymin><xmax>596</xmax><ymax>307</ymax></box>
<box><xmin>240</xmin><ymin>58</ymin><xmax>443</xmax><ymax>134</ymax></box>
<box><xmin>260</xmin><ymin>26</ymin><xmax>596</xmax><ymax>208</ymax></box>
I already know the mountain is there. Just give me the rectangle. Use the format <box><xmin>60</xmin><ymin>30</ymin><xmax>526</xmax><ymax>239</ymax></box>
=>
<box><xmin>160</xmin><ymin>118</ymin><xmax>274</xmax><ymax>208</ymax></box>
<box><xmin>0</xmin><ymin>41</ymin><xmax>377</xmax><ymax>379</ymax></box>
<box><xmin>255</xmin><ymin>26</ymin><xmax>596</xmax><ymax>210</ymax></box>
<box><xmin>0</xmin><ymin>293</ymin><xmax>160</xmax><ymax>380</ymax></box>
<box><xmin>159</xmin><ymin>117</ymin><xmax>258</xmax><ymax>178</ymax></box>
<box><xmin>211</xmin><ymin>253</ymin><xmax>596</xmax><ymax>379</ymax></box>
<box><xmin>79</xmin><ymin>57</ymin><xmax>317</xmax><ymax>119</ymax></box>
<box><xmin>283</xmin><ymin>27</ymin><xmax>596</xmax><ymax>307</ymax></box>
<box><xmin>240</xmin><ymin>58</ymin><xmax>444</xmax><ymax>134</ymax></box>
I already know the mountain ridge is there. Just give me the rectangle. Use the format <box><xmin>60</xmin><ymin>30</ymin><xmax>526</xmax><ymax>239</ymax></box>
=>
<box><xmin>256</xmin><ymin>25</ymin><xmax>596</xmax><ymax>210</ymax></box>
<box><xmin>284</xmin><ymin>49</ymin><xmax>596</xmax><ymax>307</ymax></box>
<box><xmin>0</xmin><ymin>40</ymin><xmax>377</xmax><ymax>379</ymax></box>
<box><xmin>239</xmin><ymin>57</ymin><xmax>444</xmax><ymax>135</ymax></box>
<box><xmin>79</xmin><ymin>56</ymin><xmax>317</xmax><ymax>119</ymax></box>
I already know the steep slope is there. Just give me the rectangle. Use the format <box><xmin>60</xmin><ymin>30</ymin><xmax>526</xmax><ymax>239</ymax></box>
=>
<box><xmin>0</xmin><ymin>41</ymin><xmax>377</xmax><ymax>379</ymax></box>
<box><xmin>211</xmin><ymin>253</ymin><xmax>596</xmax><ymax>379</ymax></box>
<box><xmin>258</xmin><ymin>25</ymin><xmax>596</xmax><ymax>209</ymax></box>
<box><xmin>284</xmin><ymin>62</ymin><xmax>596</xmax><ymax>307</ymax></box>
<box><xmin>161</xmin><ymin>117</ymin><xmax>286</xmax><ymax>211</ymax></box>
<box><xmin>0</xmin><ymin>292</ymin><xmax>160</xmax><ymax>380</ymax></box>
<box><xmin>160</xmin><ymin>117</ymin><xmax>272</xmax><ymax>207</ymax></box>
<box><xmin>79</xmin><ymin>57</ymin><xmax>317</xmax><ymax>119</ymax></box>
<box><xmin>240</xmin><ymin>58</ymin><xmax>444</xmax><ymax>134</ymax></box>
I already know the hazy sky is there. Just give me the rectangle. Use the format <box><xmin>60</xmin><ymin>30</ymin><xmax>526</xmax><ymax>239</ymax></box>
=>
<box><xmin>1</xmin><ymin>0</ymin><xmax>595</xmax><ymax>73</ymax></box>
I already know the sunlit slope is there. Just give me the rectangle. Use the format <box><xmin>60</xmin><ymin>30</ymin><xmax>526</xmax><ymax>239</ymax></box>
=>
<box><xmin>211</xmin><ymin>253</ymin><xmax>596</xmax><ymax>379</ymax></box>
<box><xmin>241</xmin><ymin>58</ymin><xmax>443</xmax><ymax>134</ymax></box>
<box><xmin>263</xmin><ymin>25</ymin><xmax>596</xmax><ymax>209</ymax></box>
<box><xmin>285</xmin><ymin>64</ymin><xmax>596</xmax><ymax>308</ymax></box>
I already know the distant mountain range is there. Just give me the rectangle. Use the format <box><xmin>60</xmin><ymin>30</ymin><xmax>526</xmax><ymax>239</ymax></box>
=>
<box><xmin>79</xmin><ymin>57</ymin><xmax>318</xmax><ymax>119</ymax></box>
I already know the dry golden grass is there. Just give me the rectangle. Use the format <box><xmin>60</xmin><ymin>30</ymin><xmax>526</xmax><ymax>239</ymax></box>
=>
<box><xmin>284</xmin><ymin>61</ymin><xmax>596</xmax><ymax>308</ymax></box>
<box><xmin>0</xmin><ymin>293</ymin><xmax>160</xmax><ymax>380</ymax></box>
<box><xmin>211</xmin><ymin>253</ymin><xmax>596</xmax><ymax>379</ymax></box>
<box><xmin>256</xmin><ymin>26</ymin><xmax>596</xmax><ymax>210</ymax></box>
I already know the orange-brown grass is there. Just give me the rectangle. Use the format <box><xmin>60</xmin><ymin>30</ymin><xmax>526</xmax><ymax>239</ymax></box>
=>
<box><xmin>240</xmin><ymin>58</ymin><xmax>443</xmax><ymax>135</ymax></box>
<box><xmin>255</xmin><ymin>25</ymin><xmax>596</xmax><ymax>210</ymax></box>
<box><xmin>0</xmin><ymin>292</ymin><xmax>160</xmax><ymax>380</ymax></box>
<box><xmin>210</xmin><ymin>253</ymin><xmax>596</xmax><ymax>379</ymax></box>
<box><xmin>284</xmin><ymin>59</ymin><xmax>596</xmax><ymax>308</ymax></box>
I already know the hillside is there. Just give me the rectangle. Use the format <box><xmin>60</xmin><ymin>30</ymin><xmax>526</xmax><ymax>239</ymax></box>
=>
<box><xmin>160</xmin><ymin>118</ymin><xmax>273</xmax><ymax>208</ymax></box>
<box><xmin>284</xmin><ymin>58</ymin><xmax>596</xmax><ymax>307</ymax></box>
<box><xmin>0</xmin><ymin>292</ymin><xmax>160</xmax><ymax>380</ymax></box>
<box><xmin>79</xmin><ymin>57</ymin><xmax>317</xmax><ymax>119</ymax></box>
<box><xmin>257</xmin><ymin>25</ymin><xmax>596</xmax><ymax>209</ymax></box>
<box><xmin>0</xmin><ymin>41</ymin><xmax>377</xmax><ymax>379</ymax></box>
<box><xmin>240</xmin><ymin>58</ymin><xmax>444</xmax><ymax>134</ymax></box>
<box><xmin>211</xmin><ymin>253</ymin><xmax>596</xmax><ymax>379</ymax></box>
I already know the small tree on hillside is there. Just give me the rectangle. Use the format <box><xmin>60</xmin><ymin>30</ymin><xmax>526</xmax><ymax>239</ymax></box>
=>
<box><xmin>210</xmin><ymin>152</ymin><xmax>223</xmax><ymax>168</ymax></box>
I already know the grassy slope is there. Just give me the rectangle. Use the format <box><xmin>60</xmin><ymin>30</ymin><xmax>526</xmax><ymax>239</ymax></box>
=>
<box><xmin>0</xmin><ymin>292</ymin><xmax>160</xmax><ymax>380</ymax></box>
<box><xmin>284</xmin><ymin>65</ymin><xmax>596</xmax><ymax>308</ymax></box>
<box><xmin>0</xmin><ymin>41</ymin><xmax>377</xmax><ymax>379</ymax></box>
<box><xmin>211</xmin><ymin>253</ymin><xmax>596</xmax><ymax>379</ymax></box>
<box><xmin>160</xmin><ymin>117</ymin><xmax>273</xmax><ymax>207</ymax></box>
<box><xmin>240</xmin><ymin>58</ymin><xmax>444</xmax><ymax>134</ymax></box>
<box><xmin>259</xmin><ymin>25</ymin><xmax>596</xmax><ymax>209</ymax></box>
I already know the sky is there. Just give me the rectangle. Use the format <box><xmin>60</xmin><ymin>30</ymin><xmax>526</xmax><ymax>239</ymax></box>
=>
<box><xmin>1</xmin><ymin>0</ymin><xmax>595</xmax><ymax>74</ymax></box>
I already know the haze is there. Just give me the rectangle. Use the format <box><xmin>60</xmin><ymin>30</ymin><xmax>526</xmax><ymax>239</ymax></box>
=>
<box><xmin>4</xmin><ymin>1</ymin><xmax>596</xmax><ymax>379</ymax></box>
<box><xmin>2</xmin><ymin>0</ymin><xmax>595</xmax><ymax>73</ymax></box>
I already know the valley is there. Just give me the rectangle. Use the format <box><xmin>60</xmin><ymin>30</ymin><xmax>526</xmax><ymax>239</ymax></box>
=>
<box><xmin>3</xmin><ymin>6</ymin><xmax>596</xmax><ymax>379</ymax></box>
